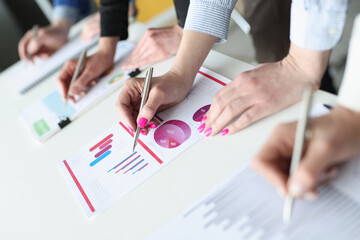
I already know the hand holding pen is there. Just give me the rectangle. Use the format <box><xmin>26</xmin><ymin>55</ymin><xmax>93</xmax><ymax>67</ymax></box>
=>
<box><xmin>116</xmin><ymin>70</ymin><xmax>193</xmax><ymax>138</ymax></box>
<box><xmin>18</xmin><ymin>19</ymin><xmax>73</xmax><ymax>62</ymax></box>
<box><xmin>252</xmin><ymin>90</ymin><xmax>360</xmax><ymax>223</ymax></box>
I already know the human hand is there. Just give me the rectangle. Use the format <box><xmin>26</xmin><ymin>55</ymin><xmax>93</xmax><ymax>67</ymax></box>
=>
<box><xmin>18</xmin><ymin>19</ymin><xmax>72</xmax><ymax>61</ymax></box>
<box><xmin>122</xmin><ymin>25</ymin><xmax>183</xmax><ymax>70</ymax></box>
<box><xmin>81</xmin><ymin>12</ymin><xmax>100</xmax><ymax>41</ymax></box>
<box><xmin>252</xmin><ymin>106</ymin><xmax>360</xmax><ymax>199</ymax></box>
<box><xmin>198</xmin><ymin>43</ymin><xmax>331</xmax><ymax>137</ymax></box>
<box><xmin>116</xmin><ymin>71</ymin><xmax>193</xmax><ymax>134</ymax></box>
<box><xmin>57</xmin><ymin>37</ymin><xmax>118</xmax><ymax>102</ymax></box>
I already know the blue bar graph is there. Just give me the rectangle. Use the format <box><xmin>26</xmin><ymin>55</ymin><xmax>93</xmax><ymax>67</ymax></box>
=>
<box><xmin>90</xmin><ymin>150</ymin><xmax>111</xmax><ymax>167</ymax></box>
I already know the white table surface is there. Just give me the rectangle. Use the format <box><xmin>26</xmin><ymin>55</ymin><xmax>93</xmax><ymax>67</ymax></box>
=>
<box><xmin>0</xmin><ymin>22</ymin><xmax>338</xmax><ymax>240</ymax></box>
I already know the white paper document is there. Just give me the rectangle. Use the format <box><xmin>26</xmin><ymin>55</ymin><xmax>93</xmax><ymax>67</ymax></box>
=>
<box><xmin>59</xmin><ymin>68</ymin><xmax>232</xmax><ymax>217</ymax></box>
<box><xmin>11</xmin><ymin>33</ymin><xmax>99</xmax><ymax>94</ymax></box>
<box><xmin>147</xmin><ymin>146</ymin><xmax>360</xmax><ymax>238</ymax></box>
<box><xmin>21</xmin><ymin>41</ymin><xmax>135</xmax><ymax>142</ymax></box>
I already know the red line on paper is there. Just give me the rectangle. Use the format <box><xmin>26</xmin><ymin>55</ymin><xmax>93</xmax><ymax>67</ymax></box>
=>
<box><xmin>63</xmin><ymin>160</ymin><xmax>95</xmax><ymax>213</ymax></box>
<box><xmin>198</xmin><ymin>70</ymin><xmax>227</xmax><ymax>86</ymax></box>
<box><xmin>99</xmin><ymin>139</ymin><xmax>113</xmax><ymax>149</ymax></box>
<box><xmin>119</xmin><ymin>122</ymin><xmax>163</xmax><ymax>164</ymax></box>
<box><xmin>89</xmin><ymin>134</ymin><xmax>113</xmax><ymax>152</ymax></box>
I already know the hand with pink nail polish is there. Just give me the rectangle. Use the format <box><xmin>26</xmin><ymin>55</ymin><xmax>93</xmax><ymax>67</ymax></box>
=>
<box><xmin>116</xmin><ymin>71</ymin><xmax>193</xmax><ymax>132</ymax></box>
<box><xmin>252</xmin><ymin>106</ymin><xmax>360</xmax><ymax>200</ymax></box>
<box><xmin>200</xmin><ymin>43</ymin><xmax>331</xmax><ymax>137</ymax></box>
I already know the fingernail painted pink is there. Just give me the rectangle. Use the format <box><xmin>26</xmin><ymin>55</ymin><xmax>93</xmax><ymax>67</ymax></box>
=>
<box><xmin>221</xmin><ymin>129</ymin><xmax>229</xmax><ymax>136</ymax></box>
<box><xmin>198</xmin><ymin>123</ymin><xmax>205</xmax><ymax>133</ymax></box>
<box><xmin>148</xmin><ymin>122</ymin><xmax>157</xmax><ymax>129</ymax></box>
<box><xmin>138</xmin><ymin>118</ymin><xmax>148</xmax><ymax>128</ymax></box>
<box><xmin>200</xmin><ymin>116</ymin><xmax>207</xmax><ymax>124</ymax></box>
<box><xmin>205</xmin><ymin>128</ymin><xmax>212</xmax><ymax>137</ymax></box>
<box><xmin>140</xmin><ymin>130</ymin><xmax>148</xmax><ymax>136</ymax></box>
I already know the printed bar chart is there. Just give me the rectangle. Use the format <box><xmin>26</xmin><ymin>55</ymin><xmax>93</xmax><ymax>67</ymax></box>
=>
<box><xmin>89</xmin><ymin>134</ymin><xmax>113</xmax><ymax>166</ymax></box>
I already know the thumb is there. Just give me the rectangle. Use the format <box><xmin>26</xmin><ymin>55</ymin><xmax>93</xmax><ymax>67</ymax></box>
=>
<box><xmin>288</xmin><ymin>141</ymin><xmax>333</xmax><ymax>198</ymax></box>
<box><xmin>137</xmin><ymin>89</ymin><xmax>164</xmax><ymax>128</ymax></box>
<box><xmin>27</xmin><ymin>36</ymin><xmax>44</xmax><ymax>55</ymax></box>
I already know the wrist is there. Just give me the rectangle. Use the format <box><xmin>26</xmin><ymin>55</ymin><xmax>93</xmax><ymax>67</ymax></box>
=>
<box><xmin>98</xmin><ymin>36</ymin><xmax>119</xmax><ymax>63</ymax></box>
<box><xmin>173</xmin><ymin>24</ymin><xmax>183</xmax><ymax>35</ymax></box>
<box><xmin>285</xmin><ymin>43</ymin><xmax>331</xmax><ymax>89</ymax></box>
<box><xmin>51</xmin><ymin>19</ymin><xmax>73</xmax><ymax>35</ymax></box>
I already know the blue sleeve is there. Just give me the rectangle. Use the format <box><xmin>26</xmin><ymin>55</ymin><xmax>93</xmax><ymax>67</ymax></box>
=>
<box><xmin>53</xmin><ymin>0</ymin><xmax>90</xmax><ymax>22</ymax></box>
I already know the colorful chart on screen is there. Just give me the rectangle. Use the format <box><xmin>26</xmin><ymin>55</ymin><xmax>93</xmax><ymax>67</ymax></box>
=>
<box><xmin>193</xmin><ymin>104</ymin><xmax>210</xmax><ymax>122</ymax></box>
<box><xmin>108</xmin><ymin>73</ymin><xmax>124</xmax><ymax>85</ymax></box>
<box><xmin>154</xmin><ymin>120</ymin><xmax>191</xmax><ymax>149</ymax></box>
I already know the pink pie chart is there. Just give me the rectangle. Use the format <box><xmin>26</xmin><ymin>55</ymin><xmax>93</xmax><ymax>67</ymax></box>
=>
<box><xmin>193</xmin><ymin>104</ymin><xmax>211</xmax><ymax>122</ymax></box>
<box><xmin>154</xmin><ymin>120</ymin><xmax>191</xmax><ymax>149</ymax></box>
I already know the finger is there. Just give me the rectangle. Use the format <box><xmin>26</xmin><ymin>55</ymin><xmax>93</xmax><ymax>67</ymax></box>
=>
<box><xmin>122</xmin><ymin>39</ymin><xmax>150</xmax><ymax>70</ymax></box>
<box><xmin>35</xmin><ymin>50</ymin><xmax>54</xmax><ymax>59</ymax></box>
<box><xmin>56</xmin><ymin>60</ymin><xmax>77</xmax><ymax>99</ymax></box>
<box><xmin>225</xmin><ymin>104</ymin><xmax>270</xmax><ymax>135</ymax></box>
<box><xmin>137</xmin><ymin>86</ymin><xmax>166</xmax><ymax>128</ymax></box>
<box><xmin>203</xmin><ymin>85</ymin><xmax>241</xmax><ymax>129</ymax></box>
<box><xmin>252</xmin><ymin>124</ymin><xmax>296</xmax><ymax>196</ymax></box>
<box><xmin>69</xmin><ymin>66</ymin><xmax>94</xmax><ymax>96</ymax></box>
<box><xmin>27</xmin><ymin>35</ymin><xmax>43</xmax><ymax>56</ymax></box>
<box><xmin>19</xmin><ymin>31</ymin><xmax>33</xmax><ymax>60</ymax></box>
<box><xmin>148</xmin><ymin>119</ymin><xmax>159</xmax><ymax>129</ymax></box>
<box><xmin>140</xmin><ymin>128</ymin><xmax>149</xmax><ymax>136</ymax></box>
<box><xmin>127</xmin><ymin>49</ymin><xmax>171</xmax><ymax>70</ymax></box>
<box><xmin>116</xmin><ymin>79</ymin><xmax>142</xmax><ymax>131</ymax></box>
<box><xmin>289</xmin><ymin>140</ymin><xmax>334</xmax><ymax>198</ymax></box>
<box><xmin>204</xmin><ymin>94</ymin><xmax>252</xmax><ymax>136</ymax></box>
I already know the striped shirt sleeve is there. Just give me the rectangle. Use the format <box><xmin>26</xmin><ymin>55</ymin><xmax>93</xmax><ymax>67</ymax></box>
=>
<box><xmin>290</xmin><ymin>0</ymin><xmax>349</xmax><ymax>51</ymax></box>
<box><xmin>184</xmin><ymin>0</ymin><xmax>237</xmax><ymax>43</ymax></box>
<box><xmin>338</xmin><ymin>14</ymin><xmax>360</xmax><ymax>112</ymax></box>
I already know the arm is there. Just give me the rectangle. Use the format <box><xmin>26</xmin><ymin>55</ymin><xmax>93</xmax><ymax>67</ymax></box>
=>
<box><xmin>252</xmin><ymin>14</ymin><xmax>360</xmax><ymax>200</ymax></box>
<box><xmin>199</xmin><ymin>0</ymin><xmax>349</xmax><ymax>137</ymax></box>
<box><xmin>121</xmin><ymin>0</ymin><xmax>191</xmax><ymax>70</ymax></box>
<box><xmin>18</xmin><ymin>0</ymin><xmax>90</xmax><ymax>60</ymax></box>
<box><xmin>57</xmin><ymin>0</ymin><xmax>129</xmax><ymax>100</ymax></box>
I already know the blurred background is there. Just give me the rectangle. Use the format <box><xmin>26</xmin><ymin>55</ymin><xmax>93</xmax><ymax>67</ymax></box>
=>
<box><xmin>0</xmin><ymin>0</ymin><xmax>359</xmax><ymax>91</ymax></box>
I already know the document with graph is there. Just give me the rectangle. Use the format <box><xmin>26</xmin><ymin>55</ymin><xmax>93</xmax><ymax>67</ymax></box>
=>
<box><xmin>146</xmin><ymin>158</ymin><xmax>360</xmax><ymax>239</ymax></box>
<box><xmin>21</xmin><ymin>41</ymin><xmax>135</xmax><ymax>142</ymax></box>
<box><xmin>11</xmin><ymin>33</ymin><xmax>99</xmax><ymax>94</ymax></box>
<box><xmin>59</xmin><ymin>67</ymin><xmax>232</xmax><ymax>217</ymax></box>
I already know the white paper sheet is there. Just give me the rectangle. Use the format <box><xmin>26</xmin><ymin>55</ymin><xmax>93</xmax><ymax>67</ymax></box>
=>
<box><xmin>11</xmin><ymin>33</ymin><xmax>99</xmax><ymax>94</ymax></box>
<box><xmin>21</xmin><ymin>41</ymin><xmax>135</xmax><ymax>142</ymax></box>
<box><xmin>147</xmin><ymin>106</ymin><xmax>360</xmax><ymax>240</ymax></box>
<box><xmin>59</xmin><ymin>67</ymin><xmax>232</xmax><ymax>217</ymax></box>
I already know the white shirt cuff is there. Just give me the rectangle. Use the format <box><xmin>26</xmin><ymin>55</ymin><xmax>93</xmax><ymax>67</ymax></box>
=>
<box><xmin>290</xmin><ymin>0</ymin><xmax>348</xmax><ymax>50</ymax></box>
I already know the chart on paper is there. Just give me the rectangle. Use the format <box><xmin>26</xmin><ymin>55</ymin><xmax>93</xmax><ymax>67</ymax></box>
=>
<box><xmin>21</xmin><ymin>41</ymin><xmax>135</xmax><ymax>142</ymax></box>
<box><xmin>147</xmin><ymin>163</ymin><xmax>360</xmax><ymax>240</ymax></box>
<box><xmin>60</xmin><ymin>67</ymin><xmax>233</xmax><ymax>216</ymax></box>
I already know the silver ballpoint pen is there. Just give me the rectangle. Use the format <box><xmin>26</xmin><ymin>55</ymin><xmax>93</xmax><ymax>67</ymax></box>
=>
<box><xmin>132</xmin><ymin>67</ymin><xmax>153</xmax><ymax>152</ymax></box>
<box><xmin>283</xmin><ymin>87</ymin><xmax>313</xmax><ymax>224</ymax></box>
<box><xmin>65</xmin><ymin>49</ymin><xmax>87</xmax><ymax>106</ymax></box>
